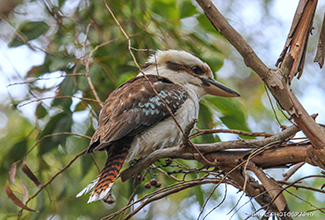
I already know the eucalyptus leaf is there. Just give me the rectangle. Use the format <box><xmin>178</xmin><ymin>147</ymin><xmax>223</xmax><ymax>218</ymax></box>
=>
<box><xmin>9</xmin><ymin>21</ymin><xmax>49</xmax><ymax>47</ymax></box>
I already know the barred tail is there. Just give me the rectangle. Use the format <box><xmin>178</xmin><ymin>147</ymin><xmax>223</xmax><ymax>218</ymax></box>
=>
<box><xmin>76</xmin><ymin>146</ymin><xmax>129</xmax><ymax>203</ymax></box>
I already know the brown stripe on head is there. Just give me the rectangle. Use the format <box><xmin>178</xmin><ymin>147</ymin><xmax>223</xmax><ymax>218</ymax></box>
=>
<box><xmin>166</xmin><ymin>61</ymin><xmax>187</xmax><ymax>72</ymax></box>
<box><xmin>166</xmin><ymin>61</ymin><xmax>209</xmax><ymax>76</ymax></box>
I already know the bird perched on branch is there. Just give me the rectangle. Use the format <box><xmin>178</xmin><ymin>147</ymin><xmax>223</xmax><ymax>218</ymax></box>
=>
<box><xmin>77</xmin><ymin>50</ymin><xmax>240</xmax><ymax>203</ymax></box>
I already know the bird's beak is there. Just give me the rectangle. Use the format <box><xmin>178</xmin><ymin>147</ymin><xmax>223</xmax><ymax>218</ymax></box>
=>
<box><xmin>200</xmin><ymin>77</ymin><xmax>240</xmax><ymax>97</ymax></box>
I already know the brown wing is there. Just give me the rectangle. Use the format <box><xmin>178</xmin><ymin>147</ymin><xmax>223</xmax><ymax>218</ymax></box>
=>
<box><xmin>87</xmin><ymin>75</ymin><xmax>189</xmax><ymax>153</ymax></box>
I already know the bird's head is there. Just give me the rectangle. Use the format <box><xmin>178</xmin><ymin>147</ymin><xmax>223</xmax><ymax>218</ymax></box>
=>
<box><xmin>139</xmin><ymin>50</ymin><xmax>240</xmax><ymax>99</ymax></box>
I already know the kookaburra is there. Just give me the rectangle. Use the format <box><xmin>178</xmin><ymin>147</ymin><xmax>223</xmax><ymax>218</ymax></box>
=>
<box><xmin>77</xmin><ymin>50</ymin><xmax>240</xmax><ymax>203</ymax></box>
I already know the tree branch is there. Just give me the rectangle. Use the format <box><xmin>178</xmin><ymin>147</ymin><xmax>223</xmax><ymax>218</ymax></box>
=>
<box><xmin>226</xmin><ymin>169</ymin><xmax>279</xmax><ymax>217</ymax></box>
<box><xmin>203</xmin><ymin>144</ymin><xmax>311</xmax><ymax>169</ymax></box>
<box><xmin>314</xmin><ymin>12</ymin><xmax>325</xmax><ymax>68</ymax></box>
<box><xmin>248</xmin><ymin>162</ymin><xmax>290</xmax><ymax>216</ymax></box>
<box><xmin>121</xmin><ymin>124</ymin><xmax>301</xmax><ymax>181</ymax></box>
<box><xmin>276</xmin><ymin>0</ymin><xmax>317</xmax><ymax>81</ymax></box>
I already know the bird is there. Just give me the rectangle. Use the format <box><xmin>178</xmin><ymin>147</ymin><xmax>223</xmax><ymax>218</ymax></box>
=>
<box><xmin>76</xmin><ymin>50</ymin><xmax>240</xmax><ymax>203</ymax></box>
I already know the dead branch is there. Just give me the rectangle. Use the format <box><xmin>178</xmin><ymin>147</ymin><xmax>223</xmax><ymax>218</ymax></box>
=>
<box><xmin>276</xmin><ymin>0</ymin><xmax>317</xmax><ymax>81</ymax></box>
<box><xmin>248</xmin><ymin>162</ymin><xmax>290</xmax><ymax>216</ymax></box>
<box><xmin>314</xmin><ymin>12</ymin><xmax>325</xmax><ymax>67</ymax></box>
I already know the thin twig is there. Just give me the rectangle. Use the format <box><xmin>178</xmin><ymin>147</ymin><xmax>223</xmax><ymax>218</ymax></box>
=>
<box><xmin>84</xmin><ymin>23</ymin><xmax>103</xmax><ymax>107</ymax></box>
<box><xmin>190</xmin><ymin>141</ymin><xmax>217</xmax><ymax>166</ymax></box>
<box><xmin>6</xmin><ymin>73</ymin><xmax>86</xmax><ymax>87</ymax></box>
<box><xmin>278</xmin><ymin>181</ymin><xmax>325</xmax><ymax>194</ymax></box>
<box><xmin>118</xmin><ymin>168</ymin><xmax>151</xmax><ymax>220</ymax></box>
<box><xmin>152</xmin><ymin>164</ymin><xmax>181</xmax><ymax>182</ymax></box>
<box><xmin>25</xmin><ymin>132</ymin><xmax>91</xmax><ymax>157</ymax></box>
<box><xmin>102</xmin><ymin>177</ymin><xmax>233</xmax><ymax>220</ymax></box>
<box><xmin>123</xmin><ymin>179</ymin><xmax>234</xmax><ymax>220</ymax></box>
<box><xmin>190</xmin><ymin>128</ymin><xmax>273</xmax><ymax>139</ymax></box>
<box><xmin>243</xmin><ymin>140</ymin><xmax>284</xmax><ymax>190</ymax></box>
<box><xmin>202</xmin><ymin>184</ymin><xmax>228</xmax><ymax>220</ymax></box>
<box><xmin>264</xmin><ymin>84</ymin><xmax>283</xmax><ymax>127</ymax></box>
<box><xmin>18</xmin><ymin>95</ymin><xmax>100</xmax><ymax>108</ymax></box>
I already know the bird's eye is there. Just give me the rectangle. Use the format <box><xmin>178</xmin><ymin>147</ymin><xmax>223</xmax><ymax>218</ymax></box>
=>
<box><xmin>190</xmin><ymin>66</ymin><xmax>203</xmax><ymax>75</ymax></box>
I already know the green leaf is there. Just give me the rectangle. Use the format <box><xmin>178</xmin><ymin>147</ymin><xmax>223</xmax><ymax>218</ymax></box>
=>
<box><xmin>76</xmin><ymin>75</ymin><xmax>89</xmax><ymax>92</ymax></box>
<box><xmin>195</xmin><ymin>186</ymin><xmax>205</xmax><ymax>207</ymax></box>
<box><xmin>81</xmin><ymin>155</ymin><xmax>93</xmax><ymax>177</ymax></box>
<box><xmin>27</xmin><ymin>64</ymin><xmax>50</xmax><ymax>78</ymax></box>
<box><xmin>78</xmin><ymin>3</ymin><xmax>96</xmax><ymax>22</ymax></box>
<box><xmin>196</xmin><ymin>13</ymin><xmax>217</xmax><ymax>32</ymax></box>
<box><xmin>74</xmin><ymin>101</ymin><xmax>87</xmax><ymax>112</ymax></box>
<box><xmin>220</xmin><ymin>115</ymin><xmax>248</xmax><ymax>132</ymax></box>
<box><xmin>180</xmin><ymin>0</ymin><xmax>197</xmax><ymax>18</ymax></box>
<box><xmin>194</xmin><ymin>103</ymin><xmax>218</xmax><ymax>144</ymax></box>
<box><xmin>38</xmin><ymin>111</ymin><xmax>72</xmax><ymax>155</ymax></box>
<box><xmin>35</xmin><ymin>103</ymin><xmax>47</xmax><ymax>119</ymax></box>
<box><xmin>49</xmin><ymin>52</ymin><xmax>74</xmax><ymax>73</ymax></box>
<box><xmin>53</xmin><ymin>76</ymin><xmax>75</xmax><ymax>108</ymax></box>
<box><xmin>57</xmin><ymin>187</ymin><xmax>67</xmax><ymax>201</ymax></box>
<box><xmin>58</xmin><ymin>0</ymin><xmax>66</xmax><ymax>7</ymax></box>
<box><xmin>202</xmin><ymin>96</ymin><xmax>252</xmax><ymax>137</ymax></box>
<box><xmin>9</xmin><ymin>21</ymin><xmax>49</xmax><ymax>47</ymax></box>
<box><xmin>204</xmin><ymin>53</ymin><xmax>225</xmax><ymax>72</ymax></box>
<box><xmin>116</xmin><ymin>72</ymin><xmax>136</xmax><ymax>86</ymax></box>
<box><xmin>0</xmin><ymin>139</ymin><xmax>28</xmax><ymax>176</ymax></box>
<box><xmin>6</xmin><ymin>139</ymin><xmax>28</xmax><ymax>163</ymax></box>
<box><xmin>152</xmin><ymin>0</ymin><xmax>179</xmax><ymax>20</ymax></box>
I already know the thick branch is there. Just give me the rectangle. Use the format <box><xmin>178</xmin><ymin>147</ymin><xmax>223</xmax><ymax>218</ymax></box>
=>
<box><xmin>288</xmin><ymin>95</ymin><xmax>325</xmax><ymax>150</ymax></box>
<box><xmin>201</xmin><ymin>145</ymin><xmax>311</xmax><ymax>169</ymax></box>
<box><xmin>195</xmin><ymin>124</ymin><xmax>299</xmax><ymax>152</ymax></box>
<box><xmin>226</xmin><ymin>169</ymin><xmax>279</xmax><ymax>216</ymax></box>
<box><xmin>248</xmin><ymin>162</ymin><xmax>290</xmax><ymax>216</ymax></box>
<box><xmin>121</xmin><ymin>125</ymin><xmax>300</xmax><ymax>181</ymax></box>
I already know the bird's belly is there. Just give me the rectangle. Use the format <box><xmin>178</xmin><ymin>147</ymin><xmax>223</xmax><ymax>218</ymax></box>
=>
<box><xmin>127</xmin><ymin>98</ymin><xmax>198</xmax><ymax>161</ymax></box>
